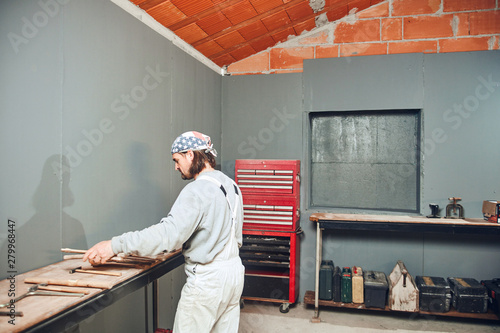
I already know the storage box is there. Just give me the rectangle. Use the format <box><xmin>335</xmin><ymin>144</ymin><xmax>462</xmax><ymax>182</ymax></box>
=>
<box><xmin>341</xmin><ymin>267</ymin><xmax>352</xmax><ymax>303</ymax></box>
<box><xmin>415</xmin><ymin>276</ymin><xmax>451</xmax><ymax>313</ymax></box>
<box><xmin>352</xmin><ymin>266</ymin><xmax>364</xmax><ymax>304</ymax></box>
<box><xmin>364</xmin><ymin>271</ymin><xmax>388</xmax><ymax>309</ymax></box>
<box><xmin>242</xmin><ymin>195</ymin><xmax>300</xmax><ymax>231</ymax></box>
<box><xmin>483</xmin><ymin>200</ymin><xmax>500</xmax><ymax>223</ymax></box>
<box><xmin>235</xmin><ymin>159</ymin><xmax>300</xmax><ymax>196</ymax></box>
<box><xmin>333</xmin><ymin>266</ymin><xmax>342</xmax><ymax>302</ymax></box>
<box><xmin>481</xmin><ymin>278</ymin><xmax>500</xmax><ymax>316</ymax></box>
<box><xmin>447</xmin><ymin>277</ymin><xmax>489</xmax><ymax>313</ymax></box>
<box><xmin>319</xmin><ymin>260</ymin><xmax>334</xmax><ymax>300</ymax></box>
<box><xmin>388</xmin><ymin>260</ymin><xmax>419</xmax><ymax>312</ymax></box>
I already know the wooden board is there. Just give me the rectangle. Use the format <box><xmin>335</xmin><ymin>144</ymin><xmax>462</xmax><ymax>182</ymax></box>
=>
<box><xmin>0</xmin><ymin>251</ymin><xmax>180</xmax><ymax>332</ymax></box>
<box><xmin>304</xmin><ymin>290</ymin><xmax>499</xmax><ymax>321</ymax></box>
<box><xmin>309</xmin><ymin>213</ymin><xmax>499</xmax><ymax>226</ymax></box>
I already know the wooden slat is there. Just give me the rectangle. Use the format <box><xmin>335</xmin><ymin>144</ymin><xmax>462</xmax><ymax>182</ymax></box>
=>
<box><xmin>0</xmin><ymin>251</ymin><xmax>180</xmax><ymax>332</ymax></box>
<box><xmin>304</xmin><ymin>290</ymin><xmax>500</xmax><ymax>320</ymax></box>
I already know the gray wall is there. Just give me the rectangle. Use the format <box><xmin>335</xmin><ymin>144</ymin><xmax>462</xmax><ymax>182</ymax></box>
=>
<box><xmin>0</xmin><ymin>0</ymin><xmax>221</xmax><ymax>331</ymax></box>
<box><xmin>222</xmin><ymin>51</ymin><xmax>500</xmax><ymax>303</ymax></box>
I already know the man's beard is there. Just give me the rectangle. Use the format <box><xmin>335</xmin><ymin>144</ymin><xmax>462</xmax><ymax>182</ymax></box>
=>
<box><xmin>180</xmin><ymin>169</ymin><xmax>194</xmax><ymax>180</ymax></box>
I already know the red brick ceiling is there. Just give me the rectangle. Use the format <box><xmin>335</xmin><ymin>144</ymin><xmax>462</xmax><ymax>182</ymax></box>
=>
<box><xmin>129</xmin><ymin>0</ymin><xmax>383</xmax><ymax>67</ymax></box>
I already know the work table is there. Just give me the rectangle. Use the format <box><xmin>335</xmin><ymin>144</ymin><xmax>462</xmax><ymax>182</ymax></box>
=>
<box><xmin>307</xmin><ymin>213</ymin><xmax>500</xmax><ymax>321</ymax></box>
<box><xmin>0</xmin><ymin>251</ymin><xmax>183</xmax><ymax>333</ymax></box>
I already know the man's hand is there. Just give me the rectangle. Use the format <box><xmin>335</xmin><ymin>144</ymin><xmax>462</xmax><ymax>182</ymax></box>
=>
<box><xmin>83</xmin><ymin>240</ymin><xmax>114</xmax><ymax>265</ymax></box>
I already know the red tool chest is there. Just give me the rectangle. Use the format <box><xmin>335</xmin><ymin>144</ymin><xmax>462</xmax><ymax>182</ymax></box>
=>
<box><xmin>235</xmin><ymin>159</ymin><xmax>301</xmax><ymax>313</ymax></box>
<box><xmin>235</xmin><ymin>159</ymin><xmax>300</xmax><ymax>231</ymax></box>
<box><xmin>235</xmin><ymin>159</ymin><xmax>300</xmax><ymax>197</ymax></box>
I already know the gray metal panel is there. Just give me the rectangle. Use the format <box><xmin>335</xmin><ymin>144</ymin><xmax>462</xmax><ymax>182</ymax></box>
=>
<box><xmin>303</xmin><ymin>54</ymin><xmax>424</xmax><ymax>111</ymax></box>
<box><xmin>310</xmin><ymin>111</ymin><xmax>419</xmax><ymax>211</ymax></box>
<box><xmin>221</xmin><ymin>73</ymin><xmax>303</xmax><ymax>177</ymax></box>
<box><xmin>421</xmin><ymin>51</ymin><xmax>500</xmax><ymax>216</ymax></box>
<box><xmin>0</xmin><ymin>0</ymin><xmax>221</xmax><ymax>331</ymax></box>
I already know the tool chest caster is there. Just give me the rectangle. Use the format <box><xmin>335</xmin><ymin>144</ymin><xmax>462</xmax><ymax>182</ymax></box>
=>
<box><xmin>279</xmin><ymin>303</ymin><xmax>290</xmax><ymax>313</ymax></box>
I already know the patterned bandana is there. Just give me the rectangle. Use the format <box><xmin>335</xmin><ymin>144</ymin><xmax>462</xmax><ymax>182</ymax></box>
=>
<box><xmin>171</xmin><ymin>131</ymin><xmax>218</xmax><ymax>157</ymax></box>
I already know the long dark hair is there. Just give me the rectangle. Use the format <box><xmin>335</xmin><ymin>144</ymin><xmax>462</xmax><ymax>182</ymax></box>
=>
<box><xmin>188</xmin><ymin>150</ymin><xmax>216</xmax><ymax>176</ymax></box>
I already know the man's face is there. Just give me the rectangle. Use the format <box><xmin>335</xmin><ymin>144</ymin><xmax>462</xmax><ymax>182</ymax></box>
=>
<box><xmin>172</xmin><ymin>151</ymin><xmax>193</xmax><ymax>180</ymax></box>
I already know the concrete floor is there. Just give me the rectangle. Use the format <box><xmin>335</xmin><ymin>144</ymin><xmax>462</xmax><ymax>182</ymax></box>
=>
<box><xmin>239</xmin><ymin>301</ymin><xmax>499</xmax><ymax>333</ymax></box>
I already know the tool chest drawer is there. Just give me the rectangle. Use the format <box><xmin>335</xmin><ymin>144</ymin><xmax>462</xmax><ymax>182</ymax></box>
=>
<box><xmin>240</xmin><ymin>234</ymin><xmax>291</xmax><ymax>270</ymax></box>
<box><xmin>240</xmin><ymin>230</ymin><xmax>300</xmax><ymax>311</ymax></box>
<box><xmin>242</xmin><ymin>195</ymin><xmax>300</xmax><ymax>231</ymax></box>
<box><xmin>235</xmin><ymin>159</ymin><xmax>300</xmax><ymax>196</ymax></box>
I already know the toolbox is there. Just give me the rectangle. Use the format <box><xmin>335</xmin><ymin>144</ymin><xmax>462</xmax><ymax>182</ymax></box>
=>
<box><xmin>333</xmin><ymin>266</ymin><xmax>342</xmax><ymax>302</ymax></box>
<box><xmin>483</xmin><ymin>200</ymin><xmax>500</xmax><ymax>223</ymax></box>
<box><xmin>481</xmin><ymin>279</ymin><xmax>500</xmax><ymax>316</ymax></box>
<box><xmin>352</xmin><ymin>266</ymin><xmax>364</xmax><ymax>304</ymax></box>
<box><xmin>240</xmin><ymin>230</ymin><xmax>299</xmax><ymax>312</ymax></box>
<box><xmin>319</xmin><ymin>260</ymin><xmax>334</xmax><ymax>300</ymax></box>
<box><xmin>364</xmin><ymin>271</ymin><xmax>388</xmax><ymax>309</ymax></box>
<box><xmin>341</xmin><ymin>267</ymin><xmax>352</xmax><ymax>303</ymax></box>
<box><xmin>415</xmin><ymin>276</ymin><xmax>451</xmax><ymax>313</ymax></box>
<box><xmin>236</xmin><ymin>160</ymin><xmax>301</xmax><ymax>314</ymax></box>
<box><xmin>235</xmin><ymin>159</ymin><xmax>300</xmax><ymax>196</ymax></box>
<box><xmin>447</xmin><ymin>277</ymin><xmax>489</xmax><ymax>313</ymax></box>
<box><xmin>388</xmin><ymin>260</ymin><xmax>419</xmax><ymax>312</ymax></box>
<box><xmin>241</xmin><ymin>195</ymin><xmax>300</xmax><ymax>231</ymax></box>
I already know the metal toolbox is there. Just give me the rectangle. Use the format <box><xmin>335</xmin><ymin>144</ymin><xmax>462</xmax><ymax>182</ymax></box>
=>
<box><xmin>448</xmin><ymin>277</ymin><xmax>489</xmax><ymax>313</ymax></box>
<box><xmin>481</xmin><ymin>278</ymin><xmax>500</xmax><ymax>316</ymax></box>
<box><xmin>235</xmin><ymin>159</ymin><xmax>300</xmax><ymax>196</ymax></box>
<box><xmin>242</xmin><ymin>195</ymin><xmax>300</xmax><ymax>231</ymax></box>
<box><xmin>415</xmin><ymin>276</ymin><xmax>451</xmax><ymax>313</ymax></box>
<box><xmin>236</xmin><ymin>160</ymin><xmax>301</xmax><ymax>313</ymax></box>
<box><xmin>240</xmin><ymin>230</ymin><xmax>300</xmax><ymax>313</ymax></box>
<box><xmin>364</xmin><ymin>271</ymin><xmax>389</xmax><ymax>309</ymax></box>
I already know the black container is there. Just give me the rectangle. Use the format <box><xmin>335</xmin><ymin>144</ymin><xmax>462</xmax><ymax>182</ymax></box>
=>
<box><xmin>481</xmin><ymin>278</ymin><xmax>500</xmax><ymax>316</ymax></box>
<box><xmin>415</xmin><ymin>276</ymin><xmax>451</xmax><ymax>313</ymax></box>
<box><xmin>333</xmin><ymin>266</ymin><xmax>342</xmax><ymax>302</ymax></box>
<box><xmin>364</xmin><ymin>271</ymin><xmax>388</xmax><ymax>309</ymax></box>
<box><xmin>319</xmin><ymin>260</ymin><xmax>334</xmax><ymax>300</ymax></box>
<box><xmin>447</xmin><ymin>277</ymin><xmax>489</xmax><ymax>313</ymax></box>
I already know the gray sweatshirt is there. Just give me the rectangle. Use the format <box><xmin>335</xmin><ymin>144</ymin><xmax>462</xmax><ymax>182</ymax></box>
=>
<box><xmin>111</xmin><ymin>170</ymin><xmax>243</xmax><ymax>265</ymax></box>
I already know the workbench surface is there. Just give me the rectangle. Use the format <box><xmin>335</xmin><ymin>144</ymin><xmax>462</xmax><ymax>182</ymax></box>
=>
<box><xmin>0</xmin><ymin>251</ymin><xmax>182</xmax><ymax>333</ymax></box>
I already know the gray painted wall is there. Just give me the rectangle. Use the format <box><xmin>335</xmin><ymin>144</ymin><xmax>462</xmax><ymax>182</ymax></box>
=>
<box><xmin>1</xmin><ymin>0</ymin><xmax>221</xmax><ymax>331</ymax></box>
<box><xmin>222</xmin><ymin>51</ymin><xmax>500</xmax><ymax>304</ymax></box>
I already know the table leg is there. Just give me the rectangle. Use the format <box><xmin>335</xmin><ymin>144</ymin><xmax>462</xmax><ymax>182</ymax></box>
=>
<box><xmin>312</xmin><ymin>222</ymin><xmax>322</xmax><ymax>323</ymax></box>
<box><xmin>153</xmin><ymin>279</ymin><xmax>159</xmax><ymax>331</ymax></box>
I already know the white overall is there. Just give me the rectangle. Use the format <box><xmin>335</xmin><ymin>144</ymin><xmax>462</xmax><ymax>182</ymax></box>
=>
<box><xmin>173</xmin><ymin>175</ymin><xmax>245</xmax><ymax>333</ymax></box>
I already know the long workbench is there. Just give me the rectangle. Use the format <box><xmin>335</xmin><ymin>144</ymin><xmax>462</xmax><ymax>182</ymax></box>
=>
<box><xmin>0</xmin><ymin>251</ymin><xmax>183</xmax><ymax>333</ymax></box>
<box><xmin>306</xmin><ymin>213</ymin><xmax>500</xmax><ymax>322</ymax></box>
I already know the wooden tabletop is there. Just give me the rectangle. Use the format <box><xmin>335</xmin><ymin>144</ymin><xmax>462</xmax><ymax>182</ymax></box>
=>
<box><xmin>309</xmin><ymin>213</ymin><xmax>497</xmax><ymax>226</ymax></box>
<box><xmin>0</xmin><ymin>251</ymin><xmax>180</xmax><ymax>333</ymax></box>
<box><xmin>309</xmin><ymin>213</ymin><xmax>500</xmax><ymax>235</ymax></box>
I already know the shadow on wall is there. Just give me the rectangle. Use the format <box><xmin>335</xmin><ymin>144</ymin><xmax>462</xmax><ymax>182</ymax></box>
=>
<box><xmin>107</xmin><ymin>142</ymin><xmax>169</xmax><ymax>237</ymax></box>
<box><xmin>0</xmin><ymin>155</ymin><xmax>88</xmax><ymax>280</ymax></box>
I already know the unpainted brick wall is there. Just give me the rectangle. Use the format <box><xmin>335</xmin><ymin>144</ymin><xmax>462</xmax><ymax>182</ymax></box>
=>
<box><xmin>227</xmin><ymin>0</ymin><xmax>500</xmax><ymax>75</ymax></box>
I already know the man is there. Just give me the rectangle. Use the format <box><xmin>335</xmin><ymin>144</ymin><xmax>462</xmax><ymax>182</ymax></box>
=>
<box><xmin>83</xmin><ymin>131</ymin><xmax>245</xmax><ymax>332</ymax></box>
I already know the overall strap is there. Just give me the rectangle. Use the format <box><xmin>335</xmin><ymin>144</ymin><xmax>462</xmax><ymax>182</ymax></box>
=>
<box><xmin>197</xmin><ymin>175</ymin><xmax>240</xmax><ymax>223</ymax></box>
